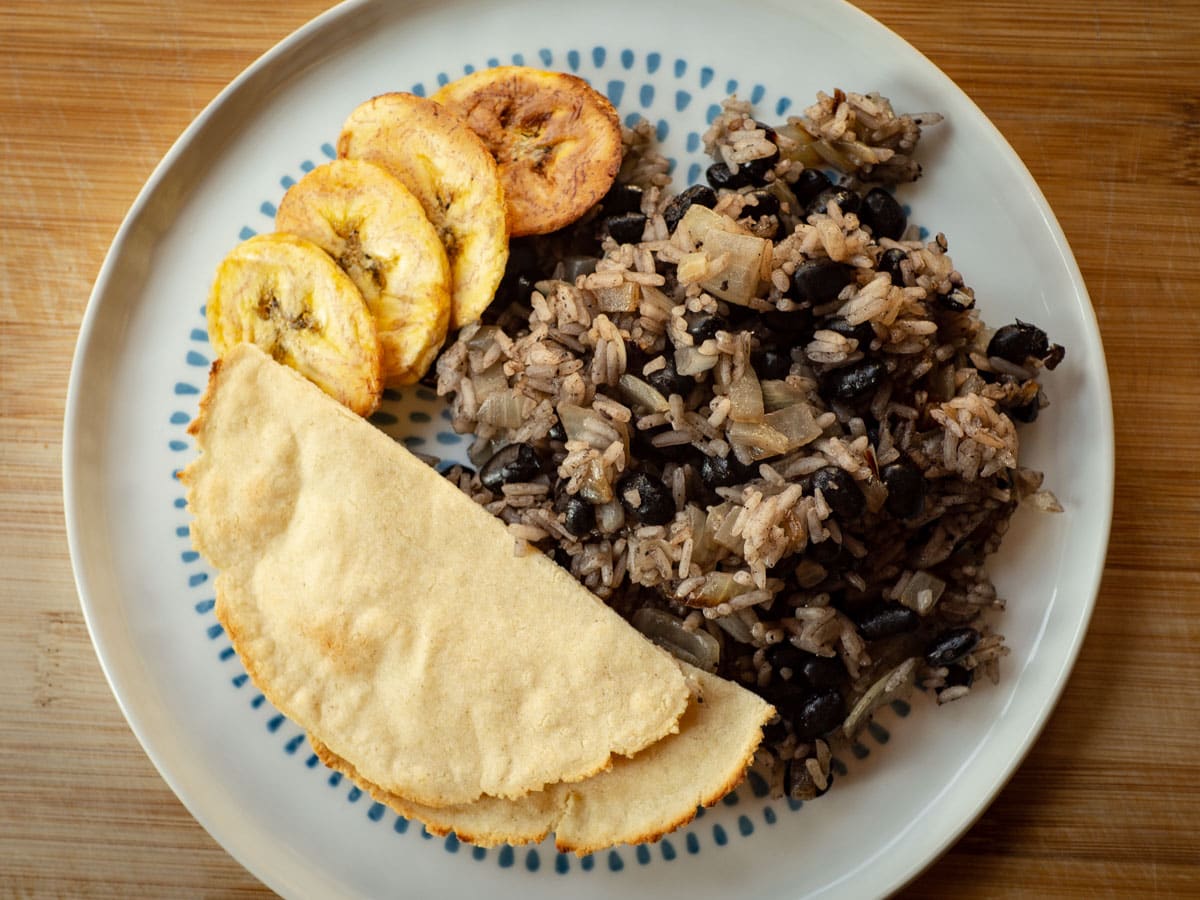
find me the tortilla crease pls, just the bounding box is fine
[311,664,774,854]
[179,343,689,808]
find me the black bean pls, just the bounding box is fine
[684,311,728,343]
[752,347,793,380]
[794,688,846,740]
[617,471,675,525]
[560,255,598,281]
[747,189,780,218]
[823,316,875,350]
[759,308,815,341]
[925,627,981,667]
[811,466,865,520]
[944,664,975,689]
[806,187,861,219]
[663,184,717,233]
[801,654,847,689]
[495,239,540,304]
[1009,397,1040,423]
[784,757,834,799]
[762,717,790,746]
[740,146,780,183]
[824,359,888,404]
[935,287,975,312]
[603,211,648,244]
[699,453,747,491]
[765,642,810,676]
[602,182,644,215]
[479,442,542,491]
[987,321,1051,364]
[791,259,856,304]
[706,162,749,190]
[644,356,695,398]
[551,546,573,570]
[878,247,909,285]
[547,418,566,442]
[859,187,907,240]
[792,168,832,204]
[561,494,596,537]
[854,603,920,641]
[632,425,697,465]
[881,460,927,519]
[806,536,845,568]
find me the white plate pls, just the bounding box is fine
[63,0,1113,896]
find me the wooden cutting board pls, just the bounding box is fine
[2,0,1197,895]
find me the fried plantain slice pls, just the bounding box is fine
[337,93,508,330]
[206,232,382,416]
[275,159,451,385]
[432,66,623,238]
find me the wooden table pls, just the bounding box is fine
[3,1,1197,895]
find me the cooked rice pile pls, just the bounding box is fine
[432,89,1064,801]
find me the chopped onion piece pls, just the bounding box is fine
[632,608,720,672]
[693,572,752,607]
[761,379,807,412]
[618,374,670,413]
[698,227,772,306]
[843,658,918,738]
[466,324,503,352]
[476,390,527,429]
[596,281,641,313]
[728,367,765,423]
[594,497,625,531]
[710,502,743,554]
[763,403,822,450]
[728,420,791,461]
[898,570,947,615]
[675,345,720,376]
[470,360,509,398]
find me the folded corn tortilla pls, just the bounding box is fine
[312,663,774,853]
[179,343,689,807]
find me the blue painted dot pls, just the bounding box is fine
[511,53,524,66]
[300,160,315,173]
[764,806,777,825]
[675,90,692,112]
[831,756,848,776]
[174,382,199,395]
[445,833,460,853]
[463,63,475,74]
[686,131,700,153]
[787,797,803,811]
[416,387,437,401]
[327,771,342,787]
[472,845,487,861]
[738,815,754,837]
[206,623,223,639]
[919,226,930,240]
[721,790,739,806]
[646,52,661,73]
[182,550,199,563]
[713,824,728,846]
[555,853,570,874]
[382,387,402,401]
[411,83,426,97]
[260,201,277,217]
[580,854,594,871]
[305,754,320,768]
[620,48,634,69]
[538,48,552,67]
[403,436,426,448]
[686,162,701,185]
[189,328,208,343]
[706,103,721,125]
[751,84,765,104]
[891,699,912,717]
[746,770,769,798]
[169,440,188,452]
[725,79,738,94]
[232,673,248,688]
[639,84,654,107]
[868,721,891,744]
[251,694,266,709]
[435,432,461,445]
[694,806,706,819]
[170,411,189,426]
[685,833,700,854]
[852,742,870,759]
[420,826,432,839]
[624,112,641,128]
[394,816,409,834]
[674,58,686,78]
[238,226,256,240]
[193,597,213,613]
[367,802,386,821]
[173,497,186,508]
[321,142,336,159]
[525,848,540,872]
[666,156,676,174]
[346,786,362,802]
[285,734,307,754]
[440,408,453,421]
[566,50,579,71]
[656,119,668,141]
[218,647,236,661]
[369,411,398,426]
[592,46,606,68]
[436,72,449,86]
[409,411,431,423]
[775,96,792,116]
[636,845,651,865]
[188,572,207,588]
[267,714,285,733]
[186,350,208,367]
[498,846,514,868]
[486,57,499,68]
[608,850,624,871]
[281,175,295,189]
[606,80,625,107]
[661,838,677,861]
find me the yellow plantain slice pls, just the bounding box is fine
[206,232,382,416]
[432,66,623,238]
[337,93,508,330]
[275,159,451,385]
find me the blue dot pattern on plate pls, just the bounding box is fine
[167,45,926,876]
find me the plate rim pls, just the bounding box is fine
[61,0,1115,896]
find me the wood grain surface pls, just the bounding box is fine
[2,0,1197,896]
